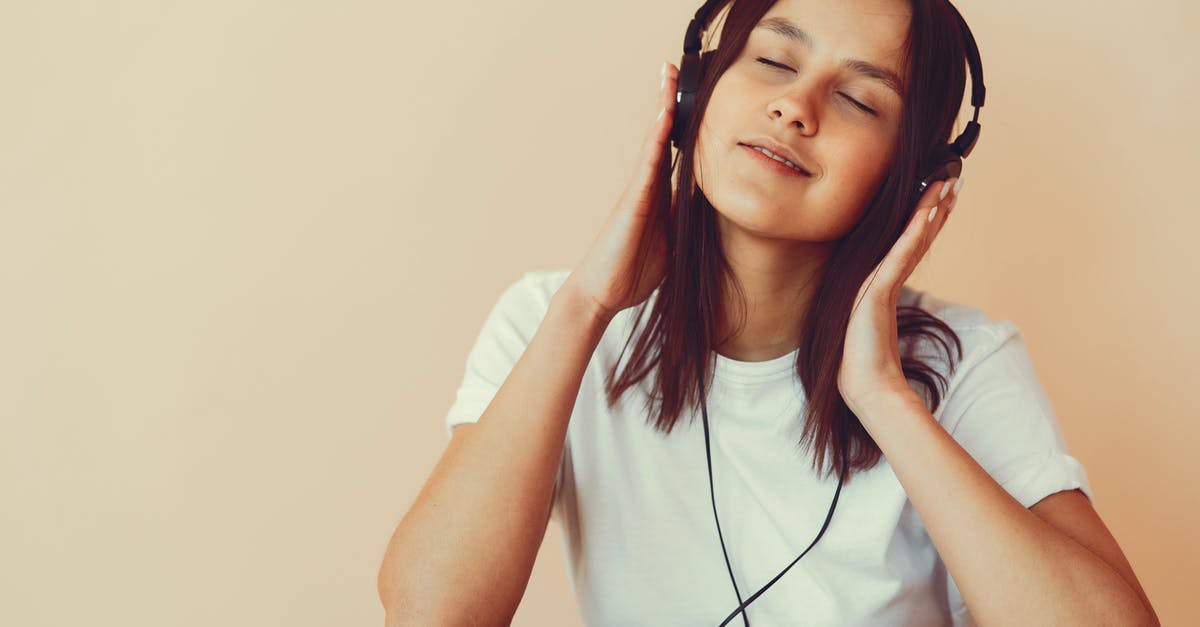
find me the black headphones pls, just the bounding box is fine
[675,2,986,624]
[669,0,985,199]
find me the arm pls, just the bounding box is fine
[837,181,1157,625]
[854,390,1159,626]
[377,282,608,625]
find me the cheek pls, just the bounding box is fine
[831,137,891,181]
[691,111,727,190]
[690,75,748,188]
[829,139,895,202]
[815,142,896,234]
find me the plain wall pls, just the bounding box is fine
[1,0,1195,624]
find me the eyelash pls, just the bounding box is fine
[754,57,877,116]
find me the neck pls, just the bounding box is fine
[713,217,832,363]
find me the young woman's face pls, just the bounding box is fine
[694,0,910,241]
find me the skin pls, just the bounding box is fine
[692,0,911,362]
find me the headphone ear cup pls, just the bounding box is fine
[669,52,697,149]
[669,51,713,151]
[914,144,963,199]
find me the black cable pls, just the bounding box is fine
[699,369,751,627]
[697,353,850,626]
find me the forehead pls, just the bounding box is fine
[756,0,910,70]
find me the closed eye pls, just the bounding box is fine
[841,94,876,115]
[754,57,878,116]
[755,56,791,71]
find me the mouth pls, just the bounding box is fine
[738,143,813,177]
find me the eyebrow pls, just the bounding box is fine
[754,16,905,97]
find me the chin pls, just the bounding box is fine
[711,199,802,238]
[712,192,861,241]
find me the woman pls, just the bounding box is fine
[379,0,1159,625]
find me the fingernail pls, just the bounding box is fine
[660,62,667,91]
[947,177,966,216]
[928,205,939,223]
[939,178,955,200]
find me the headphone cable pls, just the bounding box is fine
[697,358,850,626]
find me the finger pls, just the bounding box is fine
[890,177,949,243]
[660,60,679,110]
[944,175,966,218]
[927,176,962,240]
[867,200,939,300]
[629,62,679,197]
[915,177,955,213]
[649,61,678,145]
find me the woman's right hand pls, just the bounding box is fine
[564,61,679,325]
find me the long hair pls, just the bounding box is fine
[603,0,969,482]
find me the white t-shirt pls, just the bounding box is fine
[443,268,1093,627]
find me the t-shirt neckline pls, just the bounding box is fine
[712,346,800,383]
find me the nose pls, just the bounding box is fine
[767,87,819,136]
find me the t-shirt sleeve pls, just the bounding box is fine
[443,271,553,437]
[935,320,1094,509]
[934,321,1094,627]
[442,270,570,500]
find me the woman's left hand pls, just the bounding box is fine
[837,176,965,416]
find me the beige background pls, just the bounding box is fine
[1,0,1194,624]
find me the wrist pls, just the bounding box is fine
[846,383,923,423]
[551,280,613,340]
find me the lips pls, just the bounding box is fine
[737,137,814,176]
[740,144,811,178]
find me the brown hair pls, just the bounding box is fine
[603,0,971,482]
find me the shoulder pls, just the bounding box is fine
[899,284,1024,357]
[520,267,574,302]
[485,268,573,322]
[480,265,568,314]
[901,287,1097,510]
[897,285,1038,414]
[901,284,1010,333]
[899,289,1075,480]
